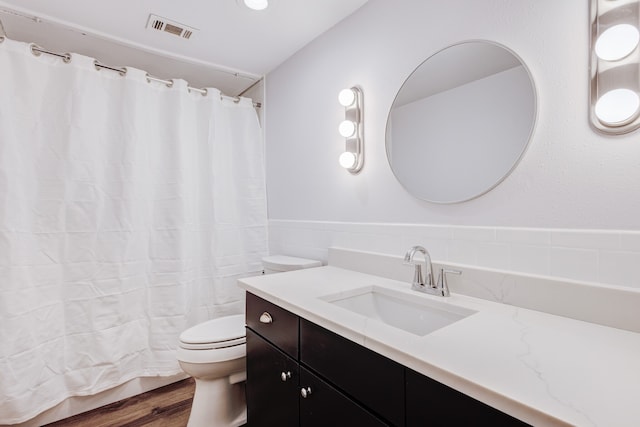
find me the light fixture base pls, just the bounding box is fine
[589,0,640,135]
[339,86,364,174]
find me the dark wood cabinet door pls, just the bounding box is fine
[300,319,404,426]
[246,329,299,427]
[405,368,530,427]
[299,366,388,427]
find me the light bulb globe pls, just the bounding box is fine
[339,152,357,169]
[244,0,269,10]
[595,88,640,126]
[595,24,640,61]
[338,120,356,138]
[338,88,356,107]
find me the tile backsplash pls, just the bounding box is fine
[269,220,640,290]
[327,247,640,333]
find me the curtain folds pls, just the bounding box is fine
[0,37,267,423]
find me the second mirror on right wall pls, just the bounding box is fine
[385,41,537,204]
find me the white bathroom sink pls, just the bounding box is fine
[321,286,476,336]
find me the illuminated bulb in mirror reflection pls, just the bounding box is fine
[339,152,357,169]
[338,88,356,107]
[338,120,356,137]
[595,24,640,61]
[595,88,640,126]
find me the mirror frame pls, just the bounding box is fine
[385,40,538,204]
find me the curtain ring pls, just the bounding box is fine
[221,95,241,103]
[0,36,5,43]
[63,53,71,64]
[120,67,128,77]
[94,60,101,71]
[165,79,174,88]
[188,87,208,96]
[30,43,42,57]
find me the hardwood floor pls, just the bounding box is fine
[44,378,195,427]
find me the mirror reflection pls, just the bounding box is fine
[386,41,536,204]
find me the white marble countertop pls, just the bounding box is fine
[238,266,640,427]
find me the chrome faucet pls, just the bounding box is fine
[403,246,434,291]
[403,246,461,297]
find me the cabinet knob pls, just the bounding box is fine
[300,387,312,398]
[259,312,273,324]
[280,371,291,382]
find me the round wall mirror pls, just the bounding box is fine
[385,41,537,204]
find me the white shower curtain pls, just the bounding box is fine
[0,37,267,423]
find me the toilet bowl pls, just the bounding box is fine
[177,314,247,427]
[177,255,320,427]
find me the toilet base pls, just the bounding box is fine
[181,360,247,427]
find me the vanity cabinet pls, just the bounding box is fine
[246,293,387,426]
[245,292,528,427]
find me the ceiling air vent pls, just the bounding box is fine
[146,14,197,40]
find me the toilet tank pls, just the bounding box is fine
[262,255,322,275]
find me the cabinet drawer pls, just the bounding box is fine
[246,292,299,358]
[300,319,404,426]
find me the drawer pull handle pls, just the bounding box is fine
[259,312,273,324]
[280,371,291,382]
[300,387,312,398]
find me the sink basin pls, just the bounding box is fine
[321,286,476,336]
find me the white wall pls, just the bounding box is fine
[264,0,640,289]
[265,0,640,229]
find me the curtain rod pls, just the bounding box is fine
[19,40,261,108]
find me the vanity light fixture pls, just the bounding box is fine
[590,0,640,134]
[338,86,364,173]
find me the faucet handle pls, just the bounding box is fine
[436,268,462,297]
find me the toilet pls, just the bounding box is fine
[177,255,321,427]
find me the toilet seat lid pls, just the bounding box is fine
[179,336,245,351]
[179,314,245,346]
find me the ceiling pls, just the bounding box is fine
[0,0,369,95]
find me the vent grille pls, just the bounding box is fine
[164,23,182,36]
[146,14,197,40]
